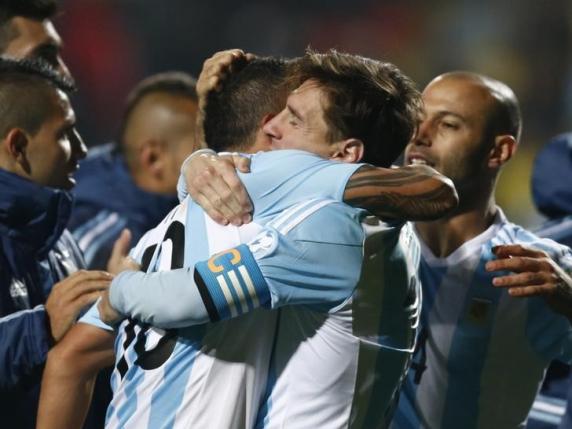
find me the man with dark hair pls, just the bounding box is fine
[0,58,110,428]
[203,56,289,154]
[68,71,200,270]
[0,0,70,78]
[389,72,572,429]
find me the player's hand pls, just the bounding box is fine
[97,289,123,326]
[197,49,255,104]
[106,229,140,275]
[183,151,252,226]
[486,244,572,318]
[45,270,113,342]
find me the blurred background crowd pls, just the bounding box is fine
[56,0,572,227]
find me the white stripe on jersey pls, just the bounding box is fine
[258,218,420,428]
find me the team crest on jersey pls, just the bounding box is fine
[466,297,492,326]
[248,228,278,259]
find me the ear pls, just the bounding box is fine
[488,135,517,169]
[330,138,364,163]
[138,139,165,176]
[3,128,31,173]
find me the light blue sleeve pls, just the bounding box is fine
[78,300,115,332]
[176,150,362,213]
[240,150,363,224]
[110,200,365,326]
[109,269,210,329]
[194,200,365,319]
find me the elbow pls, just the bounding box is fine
[415,167,459,221]
[437,175,459,216]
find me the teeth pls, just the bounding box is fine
[410,158,428,165]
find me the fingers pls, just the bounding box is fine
[231,154,251,173]
[112,229,131,259]
[492,244,547,259]
[193,193,231,225]
[504,284,557,298]
[77,290,108,309]
[46,270,113,341]
[187,154,252,226]
[66,278,111,303]
[492,271,552,288]
[107,229,132,274]
[198,49,252,94]
[97,290,123,325]
[485,256,551,274]
[53,270,113,292]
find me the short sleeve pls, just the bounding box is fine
[78,300,114,332]
[240,150,363,224]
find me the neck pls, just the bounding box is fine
[415,182,497,258]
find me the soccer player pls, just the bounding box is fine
[38,50,456,429]
[69,72,199,270]
[0,0,71,79]
[389,72,572,429]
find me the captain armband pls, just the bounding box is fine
[194,244,271,322]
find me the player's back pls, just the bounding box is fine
[256,217,421,429]
[105,199,276,429]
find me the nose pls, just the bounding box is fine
[57,56,74,83]
[412,118,432,147]
[71,128,87,160]
[262,112,282,140]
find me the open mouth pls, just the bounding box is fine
[407,154,434,167]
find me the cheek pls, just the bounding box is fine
[59,139,72,161]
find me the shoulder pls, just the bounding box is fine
[497,220,571,259]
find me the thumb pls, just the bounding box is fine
[232,155,251,173]
[113,229,132,257]
[107,229,132,273]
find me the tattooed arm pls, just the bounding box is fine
[343,164,458,221]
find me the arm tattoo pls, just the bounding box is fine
[343,165,458,221]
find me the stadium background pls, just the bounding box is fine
[57,0,572,227]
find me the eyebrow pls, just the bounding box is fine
[286,103,303,122]
[435,110,466,122]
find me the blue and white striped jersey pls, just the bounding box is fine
[255,219,421,429]
[81,150,364,429]
[392,208,572,429]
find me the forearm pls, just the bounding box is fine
[343,164,458,221]
[110,269,210,328]
[37,324,115,429]
[37,353,97,429]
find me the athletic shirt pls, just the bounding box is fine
[81,150,364,429]
[392,208,572,429]
[255,219,421,429]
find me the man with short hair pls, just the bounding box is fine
[69,71,200,270]
[0,58,111,428]
[38,50,456,429]
[390,72,572,429]
[0,0,71,79]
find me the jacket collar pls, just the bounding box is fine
[0,169,73,258]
